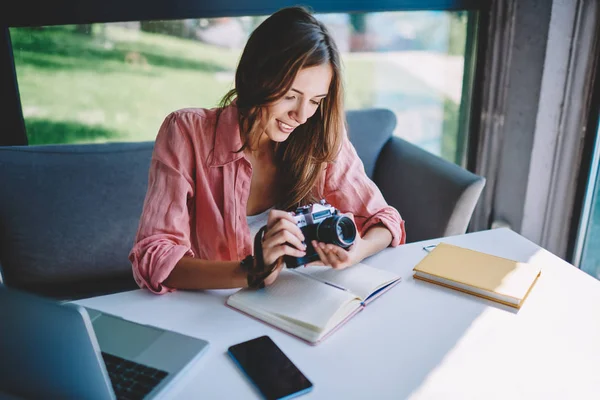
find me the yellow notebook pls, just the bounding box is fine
[413,243,541,309]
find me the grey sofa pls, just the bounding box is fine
[347,109,486,243]
[0,108,484,300]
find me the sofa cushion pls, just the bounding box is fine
[346,108,397,179]
[0,142,154,299]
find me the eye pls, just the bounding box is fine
[285,95,296,101]
[310,100,321,106]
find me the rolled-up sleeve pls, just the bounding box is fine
[129,113,196,294]
[323,134,406,247]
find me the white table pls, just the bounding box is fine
[76,228,600,399]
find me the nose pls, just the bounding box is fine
[290,101,311,125]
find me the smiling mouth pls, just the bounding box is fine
[277,120,296,133]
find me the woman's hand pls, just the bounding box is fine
[260,210,306,283]
[310,213,364,270]
[262,262,284,286]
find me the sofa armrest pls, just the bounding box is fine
[373,136,486,243]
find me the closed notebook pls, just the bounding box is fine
[226,263,401,344]
[413,243,541,309]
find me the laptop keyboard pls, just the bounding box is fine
[102,352,169,400]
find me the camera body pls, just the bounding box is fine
[284,200,357,268]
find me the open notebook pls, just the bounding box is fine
[226,263,401,344]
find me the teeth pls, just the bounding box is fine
[279,121,293,130]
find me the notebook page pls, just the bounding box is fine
[228,269,360,331]
[296,263,400,301]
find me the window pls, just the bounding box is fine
[10,10,473,164]
[575,117,600,280]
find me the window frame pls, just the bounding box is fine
[569,50,600,267]
[4,1,482,27]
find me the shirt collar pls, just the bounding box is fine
[209,103,245,167]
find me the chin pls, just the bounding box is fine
[266,128,293,143]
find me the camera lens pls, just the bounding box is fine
[316,216,356,248]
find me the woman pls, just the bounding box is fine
[129,6,406,294]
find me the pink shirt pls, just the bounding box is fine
[129,105,406,294]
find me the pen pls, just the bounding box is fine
[422,244,437,253]
[293,269,349,292]
[323,281,348,292]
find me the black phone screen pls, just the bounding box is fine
[228,335,313,400]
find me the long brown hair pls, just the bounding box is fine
[218,6,345,210]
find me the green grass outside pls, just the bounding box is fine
[11,24,459,161]
[12,25,240,144]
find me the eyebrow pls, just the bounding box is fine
[291,88,328,98]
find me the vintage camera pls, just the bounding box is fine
[284,200,357,268]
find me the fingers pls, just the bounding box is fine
[267,209,297,228]
[263,262,284,286]
[312,241,338,267]
[265,243,305,260]
[261,211,306,268]
[263,218,304,248]
[264,225,303,247]
[312,240,351,269]
[262,242,306,267]
[305,260,326,267]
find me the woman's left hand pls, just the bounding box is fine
[310,213,364,270]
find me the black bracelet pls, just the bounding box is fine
[240,255,254,273]
[241,256,264,289]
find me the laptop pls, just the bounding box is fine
[0,286,210,400]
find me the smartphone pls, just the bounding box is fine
[228,335,313,400]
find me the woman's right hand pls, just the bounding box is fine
[262,262,284,286]
[261,210,306,278]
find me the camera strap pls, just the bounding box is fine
[247,225,273,289]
